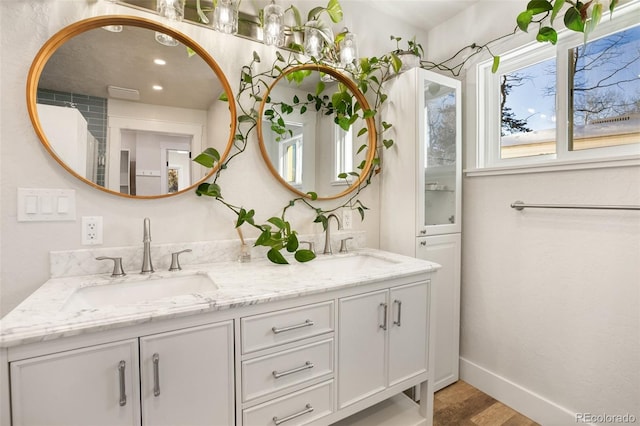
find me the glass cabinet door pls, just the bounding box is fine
[418,71,461,235]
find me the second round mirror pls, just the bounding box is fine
[258,65,377,200]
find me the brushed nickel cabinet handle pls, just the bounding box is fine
[379,303,388,330]
[118,360,127,407]
[152,353,161,397]
[393,299,402,327]
[272,404,314,425]
[271,319,314,334]
[272,361,314,379]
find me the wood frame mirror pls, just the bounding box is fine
[257,64,377,201]
[26,15,237,199]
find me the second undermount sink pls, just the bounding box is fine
[63,273,218,311]
[310,252,400,269]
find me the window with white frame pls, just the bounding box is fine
[478,8,640,169]
[334,124,353,183]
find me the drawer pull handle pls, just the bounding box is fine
[118,360,127,407]
[152,353,161,397]
[272,403,314,425]
[271,319,314,334]
[379,303,388,330]
[272,361,314,379]
[393,299,402,327]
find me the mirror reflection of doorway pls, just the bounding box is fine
[166,149,190,193]
[119,129,192,196]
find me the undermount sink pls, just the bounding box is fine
[310,252,399,269]
[63,273,218,311]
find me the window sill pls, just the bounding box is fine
[464,155,640,177]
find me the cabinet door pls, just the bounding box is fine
[417,233,461,391]
[140,321,234,426]
[388,281,429,387]
[338,290,387,409]
[10,339,140,426]
[417,70,462,236]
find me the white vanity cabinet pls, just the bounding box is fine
[9,321,234,426]
[10,339,140,426]
[338,281,429,409]
[381,67,462,392]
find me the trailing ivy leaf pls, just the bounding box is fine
[357,128,368,137]
[242,71,253,83]
[337,117,351,131]
[300,105,307,114]
[307,191,318,200]
[252,51,261,62]
[609,0,618,15]
[337,172,348,179]
[295,249,316,262]
[326,0,343,22]
[307,6,324,21]
[390,53,402,73]
[276,51,285,62]
[357,143,368,153]
[369,75,379,85]
[218,92,229,102]
[293,95,300,104]
[255,228,271,246]
[381,121,392,130]
[551,0,565,23]
[564,7,584,32]
[356,206,366,220]
[536,26,558,44]
[268,217,287,229]
[383,139,394,149]
[360,57,371,73]
[267,248,288,264]
[356,160,366,170]
[517,10,534,32]
[193,147,220,168]
[286,233,299,252]
[491,55,501,72]
[380,94,388,104]
[526,0,553,14]
[238,115,254,122]
[314,214,328,230]
[363,109,375,119]
[584,2,602,43]
[348,171,360,177]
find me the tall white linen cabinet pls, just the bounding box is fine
[380,67,462,392]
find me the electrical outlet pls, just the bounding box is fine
[82,216,103,245]
[342,209,353,230]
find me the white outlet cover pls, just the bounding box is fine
[82,216,103,245]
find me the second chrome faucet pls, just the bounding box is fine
[141,217,154,274]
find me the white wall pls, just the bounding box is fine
[428,1,640,423]
[0,1,429,315]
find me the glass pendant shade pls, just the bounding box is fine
[155,32,179,46]
[339,31,358,69]
[213,0,238,34]
[157,0,184,22]
[263,1,284,47]
[304,22,322,58]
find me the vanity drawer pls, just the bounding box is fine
[242,338,334,402]
[242,380,333,426]
[241,301,334,354]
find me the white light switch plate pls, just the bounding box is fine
[17,188,76,222]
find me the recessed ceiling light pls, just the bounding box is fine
[152,85,163,91]
[154,58,167,65]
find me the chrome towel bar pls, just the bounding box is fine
[511,200,640,211]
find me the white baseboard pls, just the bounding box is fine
[459,357,586,426]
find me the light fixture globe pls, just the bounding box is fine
[263,1,284,47]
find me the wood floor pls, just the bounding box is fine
[434,381,540,426]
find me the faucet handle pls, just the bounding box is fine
[339,237,354,254]
[96,256,126,277]
[299,241,316,254]
[169,249,192,271]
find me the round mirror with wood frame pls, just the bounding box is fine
[257,64,377,200]
[27,15,237,199]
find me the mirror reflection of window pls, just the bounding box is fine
[279,131,303,187]
[334,124,353,183]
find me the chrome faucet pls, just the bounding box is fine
[141,217,154,274]
[323,213,342,254]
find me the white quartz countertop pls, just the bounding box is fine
[0,249,439,348]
